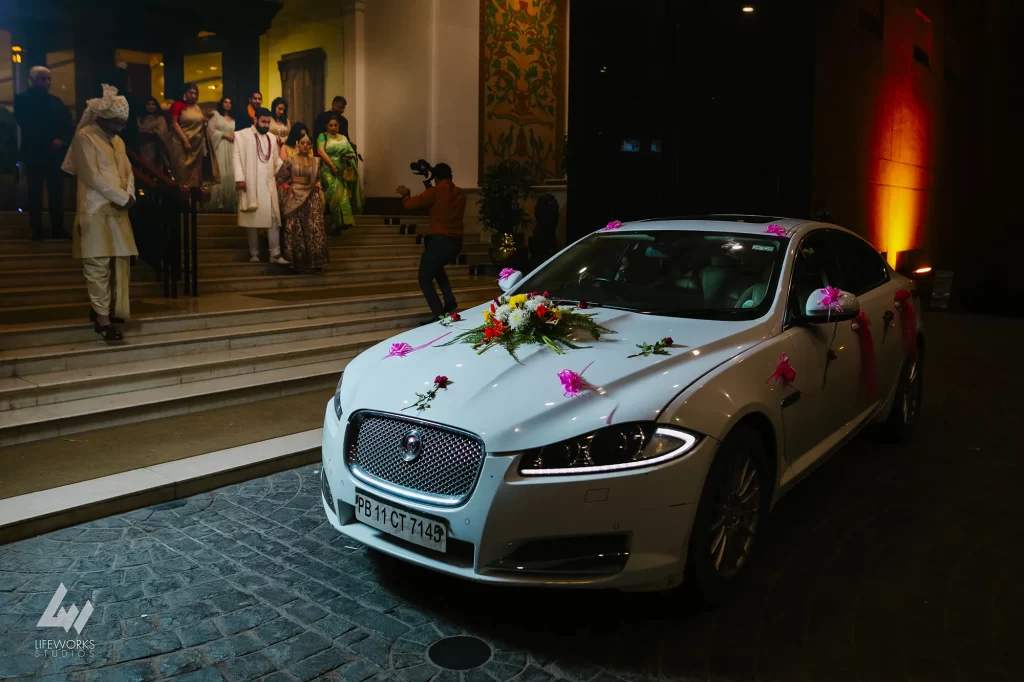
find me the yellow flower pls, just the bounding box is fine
[483,309,493,324]
[547,309,563,325]
[508,294,528,308]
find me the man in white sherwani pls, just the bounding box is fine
[233,107,287,265]
[62,84,137,342]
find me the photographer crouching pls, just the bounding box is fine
[396,162,466,324]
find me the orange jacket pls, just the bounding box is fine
[402,180,466,237]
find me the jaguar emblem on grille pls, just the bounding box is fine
[399,430,423,462]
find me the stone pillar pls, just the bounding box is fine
[163,45,184,103]
[71,3,116,116]
[341,0,366,152]
[222,32,261,107]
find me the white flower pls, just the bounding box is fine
[525,296,549,312]
[494,305,512,322]
[507,307,529,329]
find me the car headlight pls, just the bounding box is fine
[518,423,699,476]
[333,375,344,420]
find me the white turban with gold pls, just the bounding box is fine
[62,84,130,175]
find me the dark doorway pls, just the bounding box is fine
[567,0,816,241]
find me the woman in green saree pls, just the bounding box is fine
[317,114,363,228]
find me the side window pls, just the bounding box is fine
[787,232,831,321]
[831,232,890,295]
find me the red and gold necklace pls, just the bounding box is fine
[255,130,271,163]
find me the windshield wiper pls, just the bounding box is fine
[654,308,755,319]
[549,299,641,313]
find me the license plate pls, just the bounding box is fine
[354,492,447,553]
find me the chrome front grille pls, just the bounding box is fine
[345,411,485,506]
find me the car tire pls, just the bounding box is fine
[684,423,770,604]
[883,352,923,443]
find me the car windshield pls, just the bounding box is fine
[520,230,786,320]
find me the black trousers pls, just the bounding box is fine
[25,162,65,237]
[418,235,462,317]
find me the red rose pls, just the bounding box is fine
[543,291,550,297]
[450,312,462,321]
[662,337,674,346]
[434,375,450,389]
[536,305,549,318]
[578,300,588,309]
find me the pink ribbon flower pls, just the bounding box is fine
[558,361,594,398]
[765,353,797,386]
[819,286,844,311]
[382,332,452,359]
[383,342,413,359]
[765,224,787,237]
[498,268,516,280]
[602,220,623,232]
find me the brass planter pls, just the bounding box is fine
[488,232,528,271]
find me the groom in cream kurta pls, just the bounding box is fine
[232,107,286,264]
[62,84,137,329]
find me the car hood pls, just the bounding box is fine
[339,304,771,452]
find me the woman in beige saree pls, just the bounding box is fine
[276,134,329,273]
[168,82,217,189]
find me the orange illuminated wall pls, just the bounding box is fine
[866,5,935,266]
[811,0,941,268]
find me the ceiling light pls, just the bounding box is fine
[914,266,932,275]
[742,6,755,12]
[11,46,23,53]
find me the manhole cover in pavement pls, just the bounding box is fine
[150,499,187,511]
[427,636,492,670]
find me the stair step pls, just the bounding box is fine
[0,282,496,349]
[0,254,492,287]
[0,357,345,447]
[0,232,485,255]
[0,265,477,305]
[0,243,490,269]
[0,327,397,412]
[0,298,490,376]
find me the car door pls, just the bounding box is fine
[779,230,863,474]
[829,230,902,412]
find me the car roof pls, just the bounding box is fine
[623,215,824,237]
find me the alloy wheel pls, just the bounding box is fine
[709,453,761,578]
[901,359,920,426]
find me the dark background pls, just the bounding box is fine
[566,0,1024,314]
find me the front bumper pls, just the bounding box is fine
[320,401,718,591]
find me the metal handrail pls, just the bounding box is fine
[127,149,201,298]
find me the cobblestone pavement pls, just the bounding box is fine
[1,314,1022,682]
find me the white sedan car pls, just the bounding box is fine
[320,217,924,597]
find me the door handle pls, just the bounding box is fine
[781,392,801,409]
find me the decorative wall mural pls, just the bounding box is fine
[479,0,566,183]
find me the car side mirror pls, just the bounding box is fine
[497,269,523,293]
[795,289,861,324]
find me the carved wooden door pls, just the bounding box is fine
[278,48,325,133]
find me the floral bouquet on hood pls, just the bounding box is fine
[439,293,613,361]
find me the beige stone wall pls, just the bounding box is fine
[259,0,348,116]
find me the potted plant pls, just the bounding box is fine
[478,160,533,270]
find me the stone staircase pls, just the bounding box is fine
[0,211,496,448]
